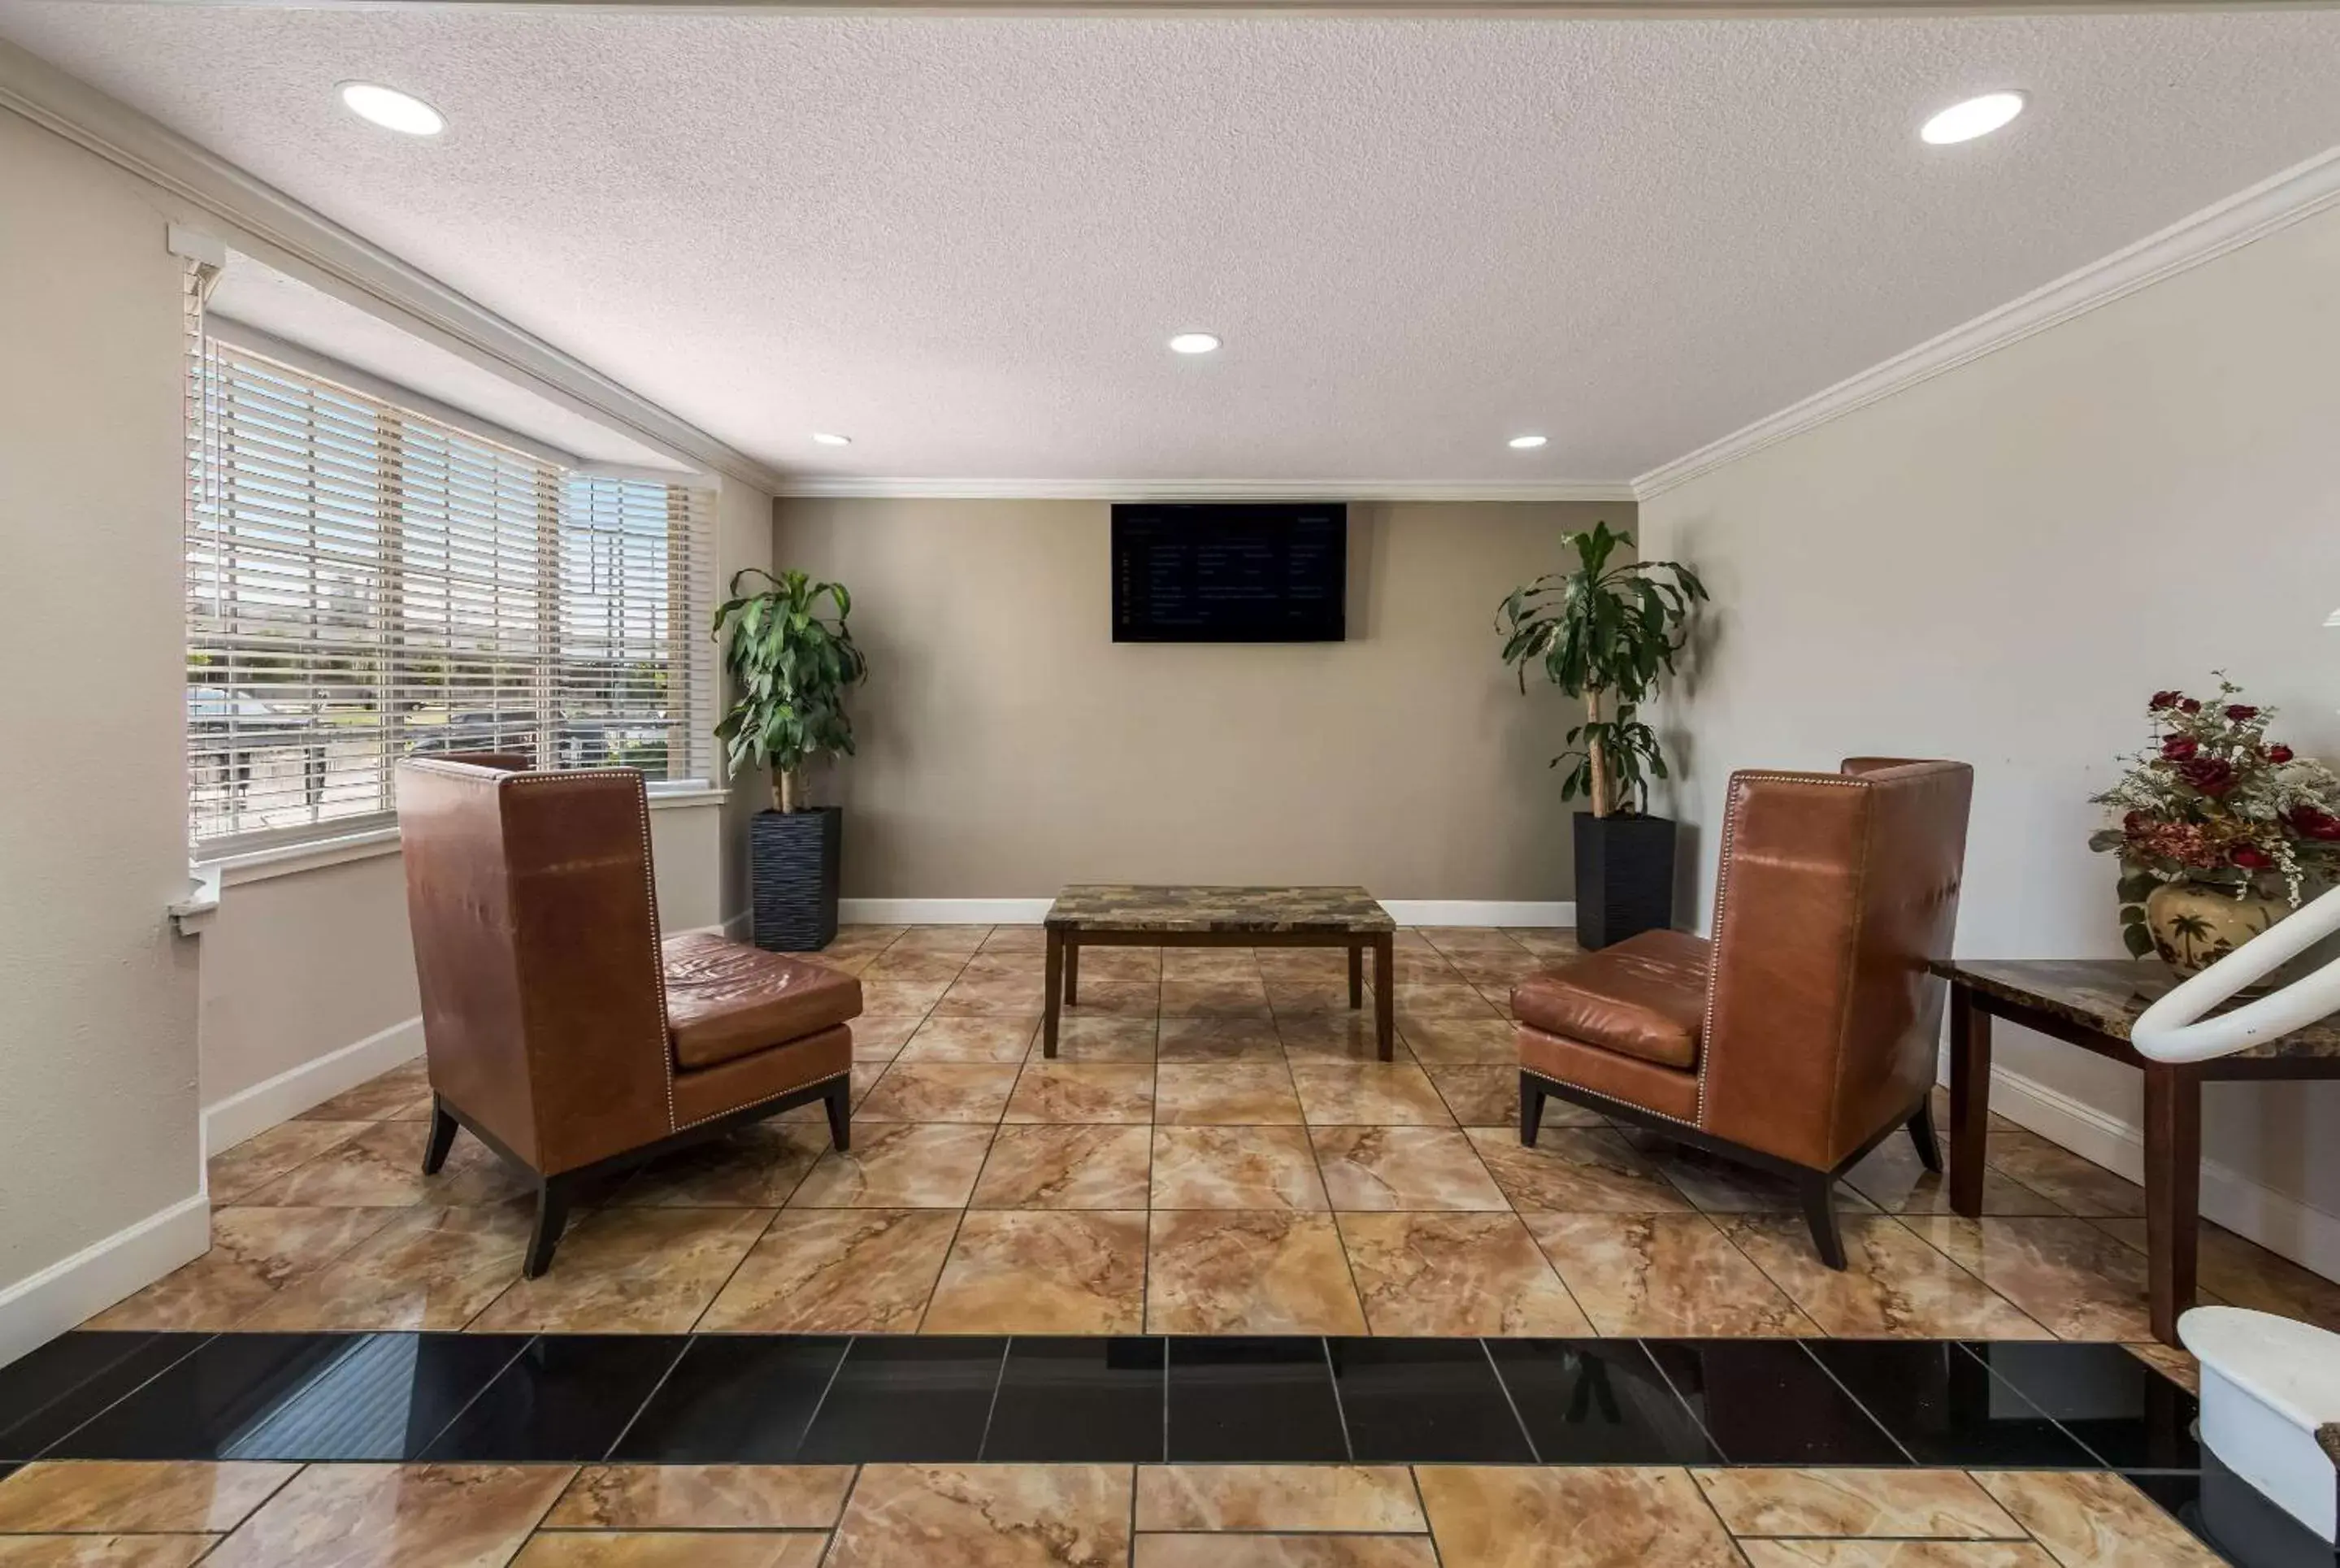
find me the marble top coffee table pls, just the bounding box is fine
[1041,884,1396,1060]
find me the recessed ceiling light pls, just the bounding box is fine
[338,81,445,137]
[811,432,852,446]
[1508,434,1549,450]
[1921,91,2026,146]
[1168,332,1222,355]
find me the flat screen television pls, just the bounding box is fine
[1111,502,1347,643]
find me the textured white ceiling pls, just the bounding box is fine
[7,5,2339,486]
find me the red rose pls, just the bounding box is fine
[2269,745,2295,764]
[2226,705,2260,722]
[2181,698,2203,714]
[2162,736,2199,761]
[2177,758,2236,797]
[2124,810,2153,832]
[2290,806,2340,841]
[2232,845,2273,869]
[2149,690,2182,710]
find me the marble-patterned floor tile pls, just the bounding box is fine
[85,1206,396,1330]
[1982,1133,2144,1218]
[1254,949,1352,983]
[1337,1212,1591,1336]
[950,948,1044,981]
[1055,981,1163,1019]
[243,1120,530,1209]
[1691,1469,2023,1539]
[1392,948,1462,984]
[1043,1017,1161,1062]
[1154,1064,1304,1125]
[1844,1138,2065,1218]
[922,1210,1148,1333]
[1159,980,1273,1019]
[857,1062,1020,1123]
[1157,1018,1286,1062]
[976,925,1045,953]
[698,1209,957,1332]
[1160,949,1262,981]
[1414,1466,1743,1568]
[863,949,975,984]
[1147,1211,1368,1334]
[298,1060,432,1123]
[1068,947,1164,981]
[613,1123,830,1208]
[851,1017,923,1061]
[1133,1465,1424,1532]
[1152,1127,1330,1210]
[1131,1538,1436,1568]
[543,1466,853,1530]
[467,1207,771,1332]
[2123,1340,2200,1393]
[0,1462,298,1534]
[827,1464,1132,1568]
[936,975,1063,1018]
[788,1123,994,1208]
[1631,1140,1850,1215]
[1426,1067,1595,1129]
[973,1124,1155,1209]
[824,923,908,952]
[860,978,954,1014]
[1278,1016,1413,1065]
[1736,1544,2057,1567]
[0,1535,221,1566]
[1444,949,1548,989]
[206,1120,369,1204]
[510,1533,826,1567]
[1972,1470,2225,1567]
[2093,1214,2340,1333]
[1466,1127,1693,1213]
[1902,1217,2159,1341]
[1392,1018,1517,1065]
[1719,1216,2051,1340]
[1292,1064,1454,1127]
[1420,927,1530,953]
[891,924,991,955]
[1004,1062,1157,1123]
[1505,929,1583,959]
[1393,984,1504,1019]
[204,1464,573,1568]
[900,1016,1040,1062]
[1522,1212,1817,1337]
[237,1200,534,1331]
[1263,984,1378,1018]
[1313,1127,1508,1210]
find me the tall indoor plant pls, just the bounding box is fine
[1499,520,1707,948]
[712,567,867,951]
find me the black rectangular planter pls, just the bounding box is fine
[752,805,843,953]
[1574,811,1676,950]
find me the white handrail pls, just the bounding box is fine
[2132,884,2340,1063]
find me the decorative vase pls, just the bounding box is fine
[752,806,843,952]
[1574,812,1678,950]
[2144,882,2286,978]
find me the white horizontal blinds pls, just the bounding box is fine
[186,342,712,853]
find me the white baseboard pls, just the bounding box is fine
[0,1192,210,1370]
[1989,1063,2340,1284]
[202,1014,424,1158]
[839,897,1576,928]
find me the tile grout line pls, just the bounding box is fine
[590,1332,695,1462]
[1477,1336,1543,1465]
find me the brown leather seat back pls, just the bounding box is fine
[1697,758,1972,1169]
[397,758,673,1175]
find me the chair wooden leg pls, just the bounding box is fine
[1801,1170,1846,1270]
[1908,1092,1943,1175]
[422,1094,458,1175]
[523,1175,575,1279]
[1519,1071,1547,1147]
[823,1074,852,1153]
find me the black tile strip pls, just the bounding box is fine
[1808,1339,2099,1470]
[2129,1457,2340,1567]
[608,1334,850,1462]
[0,1332,211,1460]
[982,1337,1166,1462]
[1330,1337,1534,1462]
[1484,1338,1719,1465]
[1960,1340,2200,1472]
[1644,1339,1908,1466]
[795,1337,1008,1463]
[422,1335,688,1462]
[1166,1336,1346,1462]
[45,1334,373,1460]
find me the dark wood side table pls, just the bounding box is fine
[1042,884,1396,1060]
[1936,957,2340,1346]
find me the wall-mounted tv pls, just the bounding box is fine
[1111,502,1347,643]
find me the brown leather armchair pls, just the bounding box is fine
[1514,758,1973,1266]
[397,755,862,1275]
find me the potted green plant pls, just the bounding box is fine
[712,568,867,951]
[1498,520,1707,949]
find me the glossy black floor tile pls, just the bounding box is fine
[2132,1456,2340,1568]
[1960,1340,2199,1471]
[44,1335,406,1460]
[1166,1337,1347,1462]
[982,1337,1165,1462]
[421,1335,688,1462]
[0,1333,204,1460]
[1483,1338,1721,1465]
[1329,1338,1533,1462]
[608,1334,849,1462]
[1808,1339,2099,1469]
[217,1333,524,1462]
[1644,1340,1908,1466]
[795,1337,1007,1463]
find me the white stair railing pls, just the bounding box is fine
[2132,883,2340,1063]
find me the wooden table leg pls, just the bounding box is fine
[1063,940,1079,1006]
[1947,984,1991,1218]
[1043,927,1064,1059]
[1373,932,1395,1062]
[1348,944,1364,1009]
[2144,1063,2203,1347]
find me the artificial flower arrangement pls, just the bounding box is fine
[2090,677,2340,964]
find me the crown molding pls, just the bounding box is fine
[1632,143,2340,502]
[80,2,2310,14]
[0,37,789,497]
[777,477,1637,502]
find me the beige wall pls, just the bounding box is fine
[0,111,203,1353]
[1639,198,2340,1274]
[771,498,1626,901]
[715,475,776,926]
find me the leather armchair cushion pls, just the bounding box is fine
[1510,929,1712,1071]
[662,933,864,1069]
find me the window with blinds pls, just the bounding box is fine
[186,341,714,853]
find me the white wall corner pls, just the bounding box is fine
[0,1193,209,1370]
[202,1014,424,1158]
